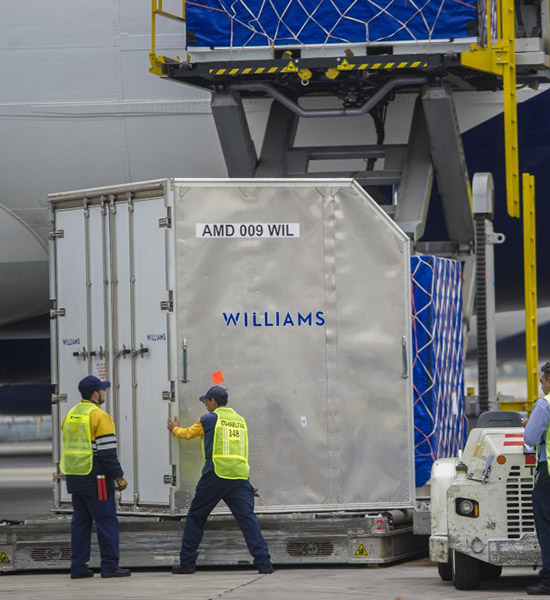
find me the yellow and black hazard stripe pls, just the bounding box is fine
[206,55,433,77]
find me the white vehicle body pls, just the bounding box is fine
[430,421,539,590]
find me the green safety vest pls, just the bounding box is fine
[60,402,99,475]
[208,407,250,480]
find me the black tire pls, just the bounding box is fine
[481,562,502,580]
[437,561,453,582]
[453,551,482,590]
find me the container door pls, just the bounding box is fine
[110,197,171,507]
[131,198,172,505]
[53,204,110,503]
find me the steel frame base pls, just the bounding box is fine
[0,513,427,572]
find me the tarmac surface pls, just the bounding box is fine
[0,562,543,600]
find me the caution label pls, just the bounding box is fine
[0,551,11,564]
[355,543,368,557]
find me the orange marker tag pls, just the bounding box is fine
[211,371,224,384]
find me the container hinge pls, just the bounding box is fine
[51,394,68,405]
[53,472,66,481]
[49,230,64,240]
[50,308,66,319]
[160,291,174,312]
[162,390,175,401]
[163,474,176,485]
[159,213,172,229]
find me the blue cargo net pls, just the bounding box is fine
[185,0,477,48]
[411,255,467,488]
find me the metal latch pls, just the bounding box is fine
[50,308,66,319]
[51,394,68,404]
[162,390,174,401]
[49,230,64,240]
[115,344,132,359]
[72,346,88,360]
[163,474,176,485]
[401,335,409,379]
[181,338,189,383]
[133,343,149,358]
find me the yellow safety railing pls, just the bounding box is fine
[523,173,538,411]
[150,0,185,76]
[461,0,520,219]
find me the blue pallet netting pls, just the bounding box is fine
[185,0,477,48]
[411,255,467,488]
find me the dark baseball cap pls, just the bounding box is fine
[78,375,111,398]
[200,385,228,404]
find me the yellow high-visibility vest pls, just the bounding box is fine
[60,402,98,475]
[209,407,250,480]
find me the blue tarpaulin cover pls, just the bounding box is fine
[186,0,477,48]
[411,255,467,488]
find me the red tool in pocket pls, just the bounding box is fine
[97,475,107,501]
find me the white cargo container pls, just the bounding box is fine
[43,178,427,567]
[49,177,414,511]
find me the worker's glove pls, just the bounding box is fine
[115,477,128,491]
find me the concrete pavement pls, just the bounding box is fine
[0,562,541,600]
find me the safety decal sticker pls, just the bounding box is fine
[354,544,368,557]
[0,551,11,563]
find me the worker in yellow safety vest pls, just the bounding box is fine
[167,384,273,574]
[60,375,130,580]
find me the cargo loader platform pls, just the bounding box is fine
[153,50,546,95]
[0,511,426,572]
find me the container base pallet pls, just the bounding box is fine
[0,512,427,572]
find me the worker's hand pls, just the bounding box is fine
[115,477,127,491]
[167,416,179,432]
[521,417,529,428]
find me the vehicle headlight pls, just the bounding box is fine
[455,497,479,518]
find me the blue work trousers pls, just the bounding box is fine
[70,493,120,575]
[533,462,550,585]
[180,471,271,571]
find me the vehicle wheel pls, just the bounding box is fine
[437,561,453,581]
[481,562,502,580]
[453,551,482,590]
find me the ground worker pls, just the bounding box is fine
[60,375,131,579]
[167,384,273,574]
[524,362,550,595]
